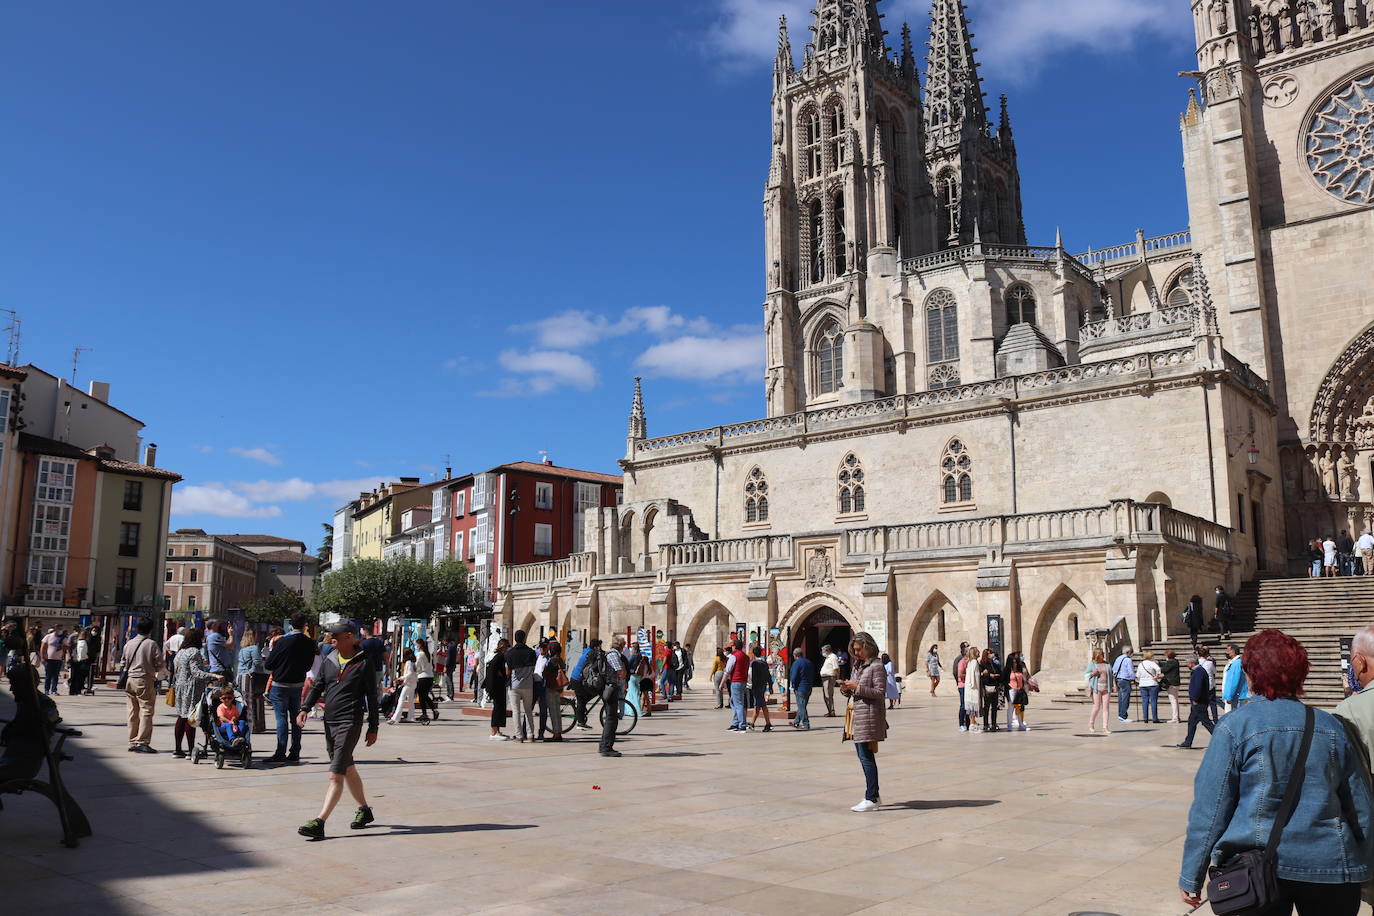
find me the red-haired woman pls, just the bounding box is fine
[1179,629,1372,913]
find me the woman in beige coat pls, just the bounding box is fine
[838,632,888,812]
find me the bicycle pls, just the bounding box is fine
[559,691,639,736]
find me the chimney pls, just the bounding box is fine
[543,457,554,466]
[144,443,158,467]
[87,381,110,403]
[445,467,452,479]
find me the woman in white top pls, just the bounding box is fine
[925,645,941,696]
[413,638,439,722]
[390,648,419,724]
[1324,536,1339,577]
[70,628,91,696]
[962,647,982,732]
[1137,650,1163,724]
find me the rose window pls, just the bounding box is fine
[1306,73,1374,204]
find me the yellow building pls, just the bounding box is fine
[349,478,437,561]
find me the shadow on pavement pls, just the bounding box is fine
[370,822,536,836]
[0,687,252,914]
[636,751,721,758]
[885,799,1000,810]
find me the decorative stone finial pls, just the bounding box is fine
[628,377,646,440]
[1191,252,1221,336]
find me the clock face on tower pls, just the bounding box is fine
[1305,72,1374,205]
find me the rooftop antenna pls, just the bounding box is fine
[1,309,19,366]
[71,345,92,384]
[537,449,549,465]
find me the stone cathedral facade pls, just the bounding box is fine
[502,0,1374,689]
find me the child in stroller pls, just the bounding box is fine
[215,685,249,747]
[193,683,252,768]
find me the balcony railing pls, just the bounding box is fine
[1075,230,1191,269]
[500,501,1234,591]
[1079,304,1197,343]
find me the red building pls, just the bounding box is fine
[443,459,620,605]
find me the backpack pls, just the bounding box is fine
[581,648,607,693]
[665,650,679,671]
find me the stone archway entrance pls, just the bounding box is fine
[791,605,853,669]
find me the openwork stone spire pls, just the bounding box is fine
[628,376,646,440]
[809,0,886,61]
[1191,253,1221,337]
[924,0,989,149]
[775,14,793,73]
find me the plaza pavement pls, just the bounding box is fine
[3,685,1370,916]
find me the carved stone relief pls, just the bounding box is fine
[804,547,835,588]
[1263,73,1299,108]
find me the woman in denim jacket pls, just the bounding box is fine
[1179,630,1372,913]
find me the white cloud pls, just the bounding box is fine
[704,0,1189,81]
[513,306,716,350]
[442,355,483,375]
[637,333,764,383]
[703,0,809,66]
[173,484,283,519]
[231,476,379,504]
[483,349,599,396]
[228,446,282,466]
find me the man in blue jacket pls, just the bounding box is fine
[1176,653,1216,748]
[789,647,816,730]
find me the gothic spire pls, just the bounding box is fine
[628,377,646,440]
[924,0,989,146]
[809,0,886,61]
[775,14,793,73]
[1190,253,1221,337]
[899,22,916,79]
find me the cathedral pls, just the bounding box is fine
[502,0,1374,689]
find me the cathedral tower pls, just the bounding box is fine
[763,0,930,415]
[923,0,1025,247]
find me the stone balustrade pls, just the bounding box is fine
[899,243,1093,280]
[1079,304,1197,343]
[1075,229,1191,269]
[636,346,1219,459]
[501,501,1234,592]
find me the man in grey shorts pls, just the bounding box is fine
[296,622,380,840]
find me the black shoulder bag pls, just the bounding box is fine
[1206,704,1315,915]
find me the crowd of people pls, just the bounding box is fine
[1307,529,1374,577]
[0,622,104,697]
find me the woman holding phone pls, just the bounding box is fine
[837,632,888,812]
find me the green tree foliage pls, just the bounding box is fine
[319,522,334,567]
[241,590,312,628]
[311,557,472,627]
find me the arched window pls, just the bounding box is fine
[744,467,769,523]
[833,192,847,275]
[1005,284,1037,326]
[809,198,825,284]
[827,104,846,167]
[890,111,906,185]
[941,439,973,504]
[815,317,845,395]
[802,110,823,179]
[1165,268,1194,309]
[837,453,865,514]
[892,203,905,257]
[926,289,959,365]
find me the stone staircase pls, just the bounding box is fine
[1052,577,1374,709]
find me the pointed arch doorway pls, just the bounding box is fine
[793,605,853,667]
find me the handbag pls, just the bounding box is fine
[842,698,855,742]
[165,684,176,707]
[555,668,570,690]
[1205,705,1314,915]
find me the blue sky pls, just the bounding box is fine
[1,0,1196,551]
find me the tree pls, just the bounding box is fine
[319,522,334,568]
[311,557,473,628]
[242,591,312,629]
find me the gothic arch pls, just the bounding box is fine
[617,509,636,573]
[1309,318,1374,445]
[682,600,733,661]
[777,590,862,634]
[641,506,659,572]
[1028,584,1089,675]
[1144,491,1173,508]
[902,589,970,672]
[517,612,537,638]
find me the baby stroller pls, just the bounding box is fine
[191,683,253,769]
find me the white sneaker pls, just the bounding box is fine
[958,726,967,732]
[850,799,880,813]
[488,734,510,741]
[1019,725,1029,731]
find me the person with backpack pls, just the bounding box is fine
[483,637,511,741]
[1213,586,1234,639]
[747,645,775,732]
[1112,646,1135,723]
[596,636,628,758]
[663,641,680,700]
[1182,596,1204,651]
[568,639,602,731]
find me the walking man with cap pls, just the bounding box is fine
[297,622,380,840]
